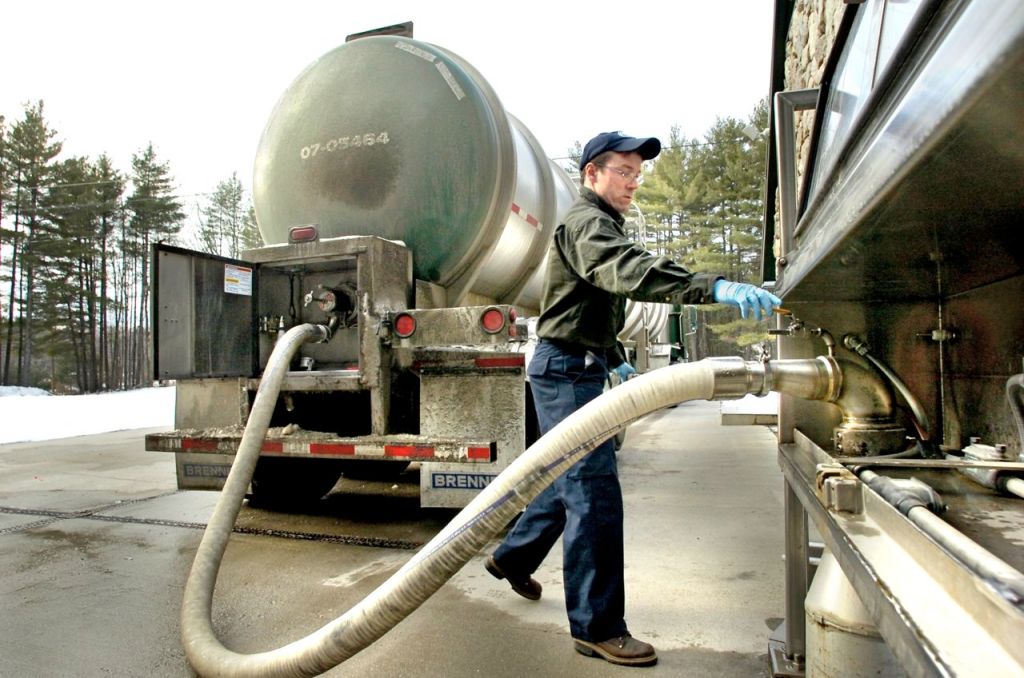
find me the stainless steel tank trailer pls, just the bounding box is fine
[147,30,669,510]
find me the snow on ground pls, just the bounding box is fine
[0,385,175,444]
[0,380,776,446]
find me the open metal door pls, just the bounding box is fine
[153,243,257,380]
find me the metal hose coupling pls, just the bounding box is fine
[709,356,905,456]
[707,356,839,401]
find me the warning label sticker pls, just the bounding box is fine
[224,264,253,296]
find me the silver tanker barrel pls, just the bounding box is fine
[253,35,576,313]
[254,35,669,349]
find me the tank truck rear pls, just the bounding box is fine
[146,28,668,508]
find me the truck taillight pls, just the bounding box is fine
[394,313,416,338]
[481,307,506,334]
[288,225,319,243]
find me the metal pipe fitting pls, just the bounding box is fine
[763,355,904,456]
[830,357,906,456]
[830,357,896,422]
[707,357,770,399]
[764,357,842,403]
[709,356,844,405]
[844,334,931,441]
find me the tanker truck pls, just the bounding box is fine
[764,0,1024,675]
[145,29,670,509]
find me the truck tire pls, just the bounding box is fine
[249,457,343,508]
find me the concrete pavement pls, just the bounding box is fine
[0,400,784,677]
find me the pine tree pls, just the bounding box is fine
[93,155,124,390]
[2,101,62,386]
[31,155,124,392]
[0,114,8,378]
[194,173,263,258]
[123,144,183,386]
[240,202,262,253]
[197,173,244,257]
[35,157,92,391]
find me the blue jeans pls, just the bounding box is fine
[492,340,627,642]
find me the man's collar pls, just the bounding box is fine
[580,187,626,225]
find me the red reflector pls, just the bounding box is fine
[182,438,219,451]
[288,225,319,243]
[467,446,491,460]
[508,308,517,322]
[385,445,434,458]
[394,313,416,338]
[309,443,355,456]
[481,307,506,333]
[262,441,283,453]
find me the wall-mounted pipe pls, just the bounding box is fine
[1005,477,1024,500]
[951,440,1024,501]
[180,350,901,677]
[858,469,1024,608]
[773,88,819,263]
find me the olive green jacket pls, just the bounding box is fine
[536,187,720,355]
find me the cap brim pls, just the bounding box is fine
[613,137,661,160]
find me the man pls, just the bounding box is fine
[484,131,781,667]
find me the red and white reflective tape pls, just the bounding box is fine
[175,437,493,462]
[510,203,541,229]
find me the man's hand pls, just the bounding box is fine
[713,280,782,320]
[613,363,637,382]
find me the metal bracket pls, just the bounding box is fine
[769,620,805,677]
[816,463,863,513]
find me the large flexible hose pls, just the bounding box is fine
[181,333,852,677]
[182,324,329,676]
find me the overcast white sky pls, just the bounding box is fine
[1,0,773,205]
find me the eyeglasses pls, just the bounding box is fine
[598,164,644,184]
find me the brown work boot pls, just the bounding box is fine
[573,634,658,666]
[484,555,542,600]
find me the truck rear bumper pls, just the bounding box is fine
[147,428,496,492]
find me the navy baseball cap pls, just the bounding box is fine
[579,131,661,170]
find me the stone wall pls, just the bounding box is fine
[787,0,845,192]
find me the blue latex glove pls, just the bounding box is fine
[713,279,782,320]
[613,363,637,382]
